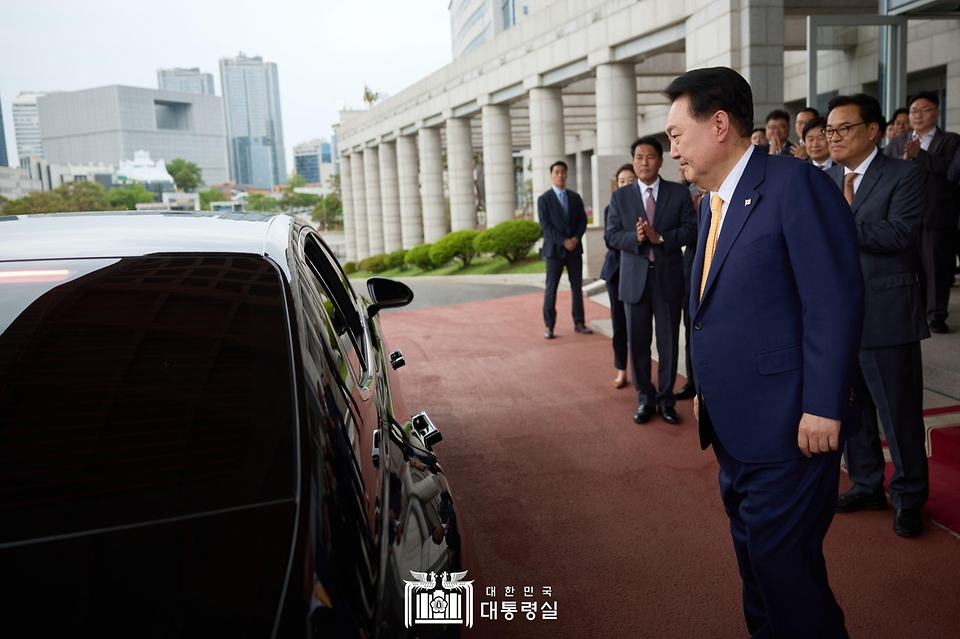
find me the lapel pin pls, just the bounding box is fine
[744,198,752,206]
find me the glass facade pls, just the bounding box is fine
[295,153,320,184]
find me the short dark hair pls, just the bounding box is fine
[797,107,820,118]
[890,107,909,120]
[765,109,790,125]
[751,127,766,136]
[827,94,884,127]
[801,116,827,140]
[909,91,940,109]
[663,67,754,139]
[614,163,635,180]
[631,136,663,158]
[549,161,568,173]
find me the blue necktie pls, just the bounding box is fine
[558,190,568,216]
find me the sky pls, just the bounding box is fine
[0,0,453,178]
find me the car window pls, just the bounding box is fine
[0,256,296,545]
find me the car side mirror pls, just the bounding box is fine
[366,277,414,317]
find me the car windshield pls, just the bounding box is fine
[0,255,296,546]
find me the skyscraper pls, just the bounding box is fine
[293,138,337,185]
[157,68,216,95]
[219,53,286,188]
[0,89,8,167]
[13,92,51,160]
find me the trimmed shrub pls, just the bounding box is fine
[473,219,542,263]
[430,229,480,267]
[385,249,408,270]
[405,243,436,270]
[343,261,358,275]
[360,253,389,273]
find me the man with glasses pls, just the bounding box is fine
[825,94,929,538]
[885,91,960,334]
[762,109,794,156]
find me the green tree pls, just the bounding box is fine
[165,158,203,191]
[474,219,542,263]
[430,230,480,267]
[311,194,342,228]
[245,193,278,212]
[107,184,156,210]
[285,173,307,194]
[199,188,228,211]
[1,191,72,216]
[56,181,111,211]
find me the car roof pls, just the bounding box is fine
[0,211,297,262]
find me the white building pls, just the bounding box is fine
[12,92,55,161]
[157,68,216,95]
[19,156,114,192]
[115,150,175,186]
[450,0,553,59]
[293,138,337,186]
[0,166,42,201]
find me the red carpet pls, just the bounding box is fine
[381,290,960,638]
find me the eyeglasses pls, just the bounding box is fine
[823,122,866,138]
[908,106,937,115]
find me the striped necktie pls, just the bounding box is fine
[699,194,723,302]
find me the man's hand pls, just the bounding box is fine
[790,144,809,161]
[903,138,921,160]
[639,220,661,244]
[797,413,841,458]
[769,137,783,156]
[693,395,699,422]
[562,238,576,251]
[636,218,646,243]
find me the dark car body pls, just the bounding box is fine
[0,212,467,637]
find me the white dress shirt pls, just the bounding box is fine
[912,128,936,151]
[843,146,878,194]
[710,144,756,239]
[812,158,834,170]
[638,176,661,215]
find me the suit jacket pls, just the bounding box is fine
[538,188,587,259]
[691,150,864,463]
[826,153,929,349]
[600,204,621,281]
[948,144,960,184]
[604,179,697,305]
[884,127,960,228]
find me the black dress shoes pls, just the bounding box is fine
[659,406,680,424]
[675,382,696,400]
[544,327,555,339]
[894,508,922,538]
[574,323,593,334]
[835,490,889,513]
[633,405,655,424]
[929,320,949,334]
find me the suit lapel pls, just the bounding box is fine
[691,195,710,313]
[851,153,883,215]
[928,128,944,157]
[652,182,670,232]
[697,150,765,311]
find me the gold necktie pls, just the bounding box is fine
[699,194,723,302]
[843,172,858,206]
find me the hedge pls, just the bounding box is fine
[360,253,389,273]
[430,229,480,267]
[473,219,542,263]
[405,243,436,270]
[343,261,358,275]
[385,249,408,270]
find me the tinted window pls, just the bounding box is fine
[0,256,296,545]
[303,234,366,368]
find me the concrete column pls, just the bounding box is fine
[378,141,402,253]
[363,145,385,256]
[396,134,423,248]
[576,147,593,206]
[528,87,565,198]
[418,127,447,243]
[446,117,477,231]
[339,154,357,262]
[350,152,369,260]
[593,61,638,227]
[481,104,515,227]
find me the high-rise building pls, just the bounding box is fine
[0,89,8,167]
[157,68,215,95]
[450,0,552,59]
[12,92,52,161]
[293,138,337,185]
[219,53,287,188]
[38,85,229,185]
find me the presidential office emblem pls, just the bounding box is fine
[404,570,474,628]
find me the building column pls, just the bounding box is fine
[446,117,476,231]
[396,134,423,248]
[418,126,447,243]
[576,147,593,206]
[363,145,385,256]
[378,140,402,253]
[350,152,369,260]
[528,86,565,199]
[481,103,515,227]
[339,153,357,262]
[593,61,637,226]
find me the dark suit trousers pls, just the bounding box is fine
[605,272,628,370]
[844,342,928,510]
[625,264,680,407]
[713,433,848,639]
[681,289,695,387]
[917,224,955,323]
[543,253,584,328]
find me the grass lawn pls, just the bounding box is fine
[348,252,546,279]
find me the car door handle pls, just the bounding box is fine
[371,429,381,469]
[390,349,405,370]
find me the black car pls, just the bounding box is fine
[0,211,468,637]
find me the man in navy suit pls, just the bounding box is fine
[538,161,591,339]
[665,68,864,638]
[605,137,697,424]
[825,94,929,537]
